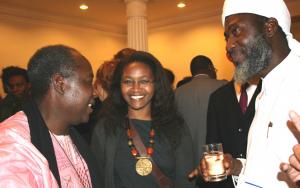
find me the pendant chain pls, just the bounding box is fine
[50,132,91,188]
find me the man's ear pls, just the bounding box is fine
[52,73,65,95]
[264,17,279,38]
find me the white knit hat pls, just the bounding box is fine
[222,0,300,56]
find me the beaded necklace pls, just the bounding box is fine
[125,119,155,176]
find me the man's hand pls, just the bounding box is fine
[280,111,300,186]
[188,153,242,181]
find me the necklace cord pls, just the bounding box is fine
[50,132,91,188]
[126,118,173,188]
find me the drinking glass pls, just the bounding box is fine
[203,143,227,182]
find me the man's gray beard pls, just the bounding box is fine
[234,34,272,84]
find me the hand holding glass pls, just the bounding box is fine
[203,143,227,182]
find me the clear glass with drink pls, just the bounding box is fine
[203,143,227,182]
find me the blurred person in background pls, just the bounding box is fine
[0,66,31,122]
[164,68,175,90]
[175,55,227,172]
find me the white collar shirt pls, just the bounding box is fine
[237,52,300,188]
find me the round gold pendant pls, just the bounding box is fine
[135,157,153,176]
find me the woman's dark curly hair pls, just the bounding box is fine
[100,51,184,148]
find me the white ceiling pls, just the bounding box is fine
[0,0,299,34]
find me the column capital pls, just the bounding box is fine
[124,0,148,4]
[125,0,148,17]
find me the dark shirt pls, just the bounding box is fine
[201,81,261,188]
[0,94,27,122]
[114,119,175,188]
[91,116,196,188]
[75,98,102,144]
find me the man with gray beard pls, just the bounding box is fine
[232,33,272,84]
[189,0,300,187]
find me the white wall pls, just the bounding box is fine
[149,16,234,85]
[1,12,300,96]
[292,21,300,40]
[0,15,126,96]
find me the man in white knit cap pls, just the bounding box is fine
[189,0,300,187]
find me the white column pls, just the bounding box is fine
[125,0,148,51]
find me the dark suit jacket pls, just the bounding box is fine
[175,75,227,166]
[202,81,261,188]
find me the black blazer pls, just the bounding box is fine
[206,81,261,157]
[198,81,261,188]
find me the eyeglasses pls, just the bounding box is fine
[121,79,154,88]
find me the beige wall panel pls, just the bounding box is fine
[292,21,300,41]
[149,16,234,87]
[0,16,126,96]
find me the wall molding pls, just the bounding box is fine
[149,8,222,30]
[1,2,298,34]
[0,3,223,34]
[0,5,126,36]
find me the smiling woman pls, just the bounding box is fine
[91,51,196,188]
[121,62,154,117]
